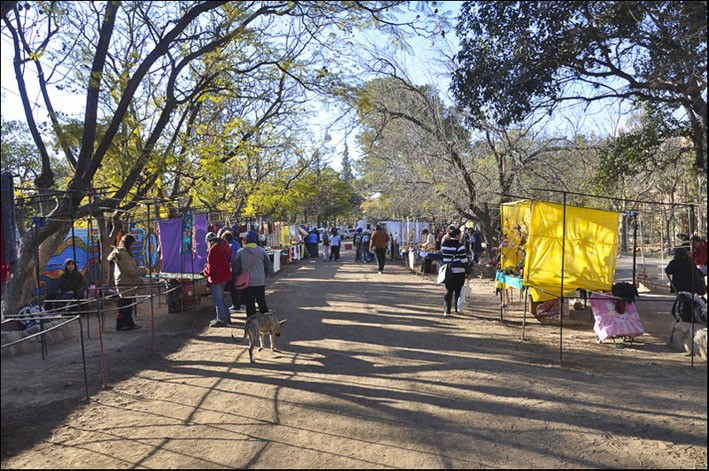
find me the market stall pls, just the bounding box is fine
[497,199,622,348]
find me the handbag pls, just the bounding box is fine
[437,247,460,285]
[436,263,449,285]
[234,250,258,290]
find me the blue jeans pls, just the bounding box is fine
[211,282,230,322]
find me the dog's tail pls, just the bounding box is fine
[231,333,247,344]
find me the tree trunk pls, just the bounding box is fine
[2,220,70,317]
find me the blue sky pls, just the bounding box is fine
[1,1,625,172]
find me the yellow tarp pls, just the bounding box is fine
[523,201,620,302]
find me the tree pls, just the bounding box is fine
[452,1,707,173]
[340,143,354,183]
[354,69,576,247]
[1,1,439,315]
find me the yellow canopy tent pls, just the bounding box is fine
[499,200,620,302]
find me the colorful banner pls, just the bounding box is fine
[158,213,208,274]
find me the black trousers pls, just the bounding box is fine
[444,273,467,313]
[329,245,340,260]
[116,297,136,328]
[228,279,241,308]
[374,248,387,271]
[241,285,269,317]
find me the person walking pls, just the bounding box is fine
[329,228,341,261]
[222,230,243,312]
[106,234,146,331]
[203,232,232,328]
[233,230,273,318]
[370,224,390,274]
[361,230,372,262]
[322,229,330,261]
[353,228,363,261]
[441,226,472,316]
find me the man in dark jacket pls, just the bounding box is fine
[665,247,706,295]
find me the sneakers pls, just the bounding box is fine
[209,320,228,328]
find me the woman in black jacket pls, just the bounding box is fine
[59,258,87,299]
[440,226,472,316]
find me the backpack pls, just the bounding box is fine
[362,234,370,244]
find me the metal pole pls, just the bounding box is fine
[78,315,90,401]
[631,212,638,287]
[32,218,45,360]
[147,202,156,354]
[521,287,528,341]
[690,205,696,368]
[190,212,197,329]
[559,193,568,366]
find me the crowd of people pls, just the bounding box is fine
[67,220,705,334]
[203,229,273,328]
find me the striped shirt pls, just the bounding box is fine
[441,238,469,274]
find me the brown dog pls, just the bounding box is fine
[231,313,287,363]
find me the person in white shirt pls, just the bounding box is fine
[329,228,342,261]
[421,228,435,252]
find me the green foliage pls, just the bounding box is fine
[452,1,707,171]
[1,117,41,183]
[597,111,686,184]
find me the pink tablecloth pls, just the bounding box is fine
[590,293,645,342]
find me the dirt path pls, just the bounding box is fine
[2,250,707,469]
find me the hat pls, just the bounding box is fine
[205,232,218,243]
[245,230,258,244]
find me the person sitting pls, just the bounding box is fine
[419,229,444,273]
[665,247,706,296]
[420,228,435,252]
[56,258,87,311]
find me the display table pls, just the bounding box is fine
[494,270,524,290]
[419,251,443,273]
[145,272,206,313]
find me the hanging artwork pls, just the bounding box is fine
[180,213,193,254]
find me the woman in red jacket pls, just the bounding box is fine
[203,232,232,327]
